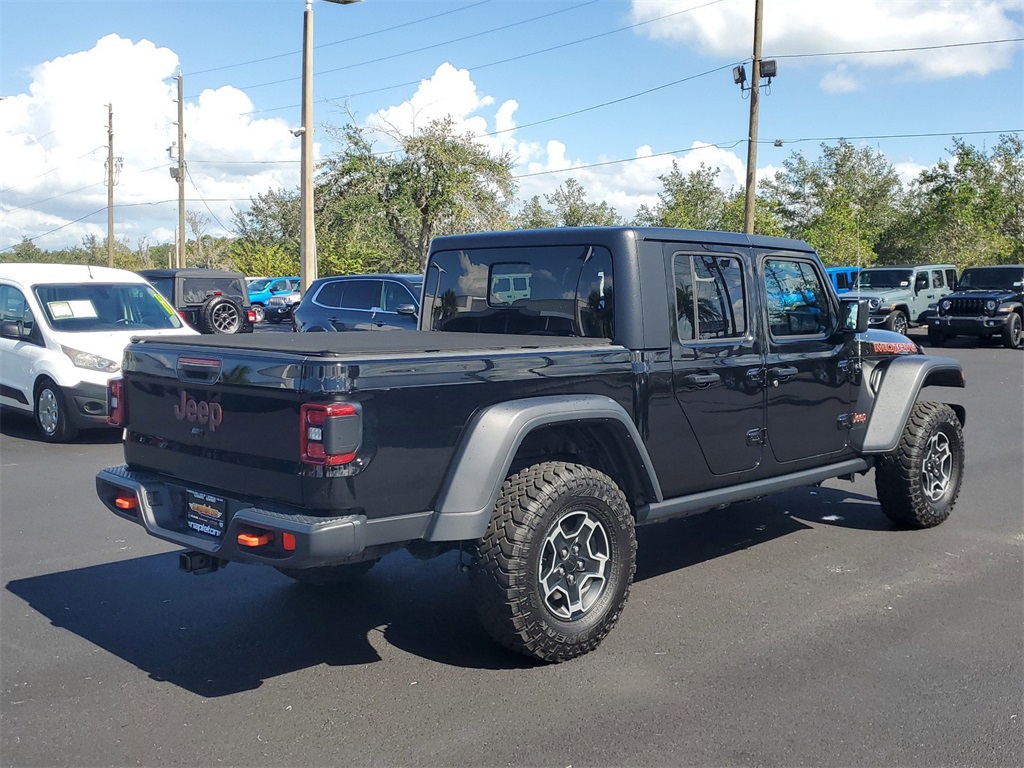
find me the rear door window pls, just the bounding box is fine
[674,254,747,341]
[342,280,383,311]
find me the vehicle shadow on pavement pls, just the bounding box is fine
[634,486,893,582]
[0,407,123,445]
[5,549,536,697]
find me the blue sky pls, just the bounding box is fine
[2,0,1022,252]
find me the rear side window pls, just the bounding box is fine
[946,269,957,288]
[181,277,247,305]
[423,245,614,338]
[313,280,345,308]
[673,253,747,341]
[341,280,383,311]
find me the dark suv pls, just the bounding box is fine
[140,269,255,334]
[928,265,1024,349]
[291,273,422,332]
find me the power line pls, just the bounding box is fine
[513,128,1023,179]
[183,0,497,78]
[0,207,107,250]
[0,146,105,195]
[222,0,604,97]
[185,166,230,232]
[770,37,1023,61]
[242,0,730,116]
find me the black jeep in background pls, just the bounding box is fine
[929,265,1024,349]
[140,269,255,335]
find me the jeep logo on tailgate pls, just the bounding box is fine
[174,390,223,431]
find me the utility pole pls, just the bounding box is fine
[299,0,317,293]
[176,73,186,268]
[106,104,115,266]
[742,0,764,234]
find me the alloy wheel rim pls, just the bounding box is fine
[894,315,908,335]
[921,430,953,502]
[538,509,610,620]
[38,389,59,434]
[213,304,240,332]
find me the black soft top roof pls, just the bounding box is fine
[139,269,247,279]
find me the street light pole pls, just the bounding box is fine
[299,0,362,294]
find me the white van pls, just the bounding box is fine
[0,263,198,441]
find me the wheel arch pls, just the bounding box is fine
[425,395,662,542]
[854,355,966,454]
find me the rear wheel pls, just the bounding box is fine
[34,379,78,443]
[885,310,909,336]
[875,401,964,529]
[472,462,636,663]
[1002,313,1022,349]
[276,559,378,586]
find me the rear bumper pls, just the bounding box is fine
[96,465,431,568]
[930,315,1011,337]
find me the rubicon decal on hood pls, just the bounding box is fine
[870,340,919,355]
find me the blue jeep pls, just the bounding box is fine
[248,276,299,323]
[826,266,861,294]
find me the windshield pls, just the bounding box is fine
[853,269,912,290]
[34,283,183,332]
[957,267,1023,291]
[247,278,271,292]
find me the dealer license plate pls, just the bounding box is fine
[185,489,226,538]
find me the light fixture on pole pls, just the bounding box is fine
[299,0,362,294]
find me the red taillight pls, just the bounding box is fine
[300,403,359,465]
[107,377,125,427]
[247,309,256,323]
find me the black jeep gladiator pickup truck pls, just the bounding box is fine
[97,227,967,662]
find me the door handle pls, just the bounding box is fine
[769,366,798,382]
[682,372,721,387]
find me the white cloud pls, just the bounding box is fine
[820,64,860,94]
[629,0,1022,81]
[1,34,303,251]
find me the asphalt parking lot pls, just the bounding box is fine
[1,330,1021,767]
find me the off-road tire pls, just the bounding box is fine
[886,310,909,336]
[34,379,78,443]
[472,462,636,663]
[199,295,243,334]
[875,401,964,529]
[1002,312,1022,349]
[927,327,947,347]
[276,559,378,586]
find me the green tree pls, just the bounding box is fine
[893,135,1023,266]
[761,139,903,265]
[544,178,620,227]
[515,195,558,229]
[320,117,517,272]
[646,163,727,230]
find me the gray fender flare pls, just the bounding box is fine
[855,355,966,454]
[424,395,662,542]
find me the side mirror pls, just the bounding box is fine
[396,304,417,316]
[840,298,869,334]
[0,320,25,340]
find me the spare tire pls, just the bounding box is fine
[199,295,243,334]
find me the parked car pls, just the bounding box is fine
[0,263,197,441]
[851,264,958,335]
[928,264,1024,349]
[825,266,861,294]
[291,274,422,332]
[247,276,299,323]
[264,289,301,324]
[139,268,255,334]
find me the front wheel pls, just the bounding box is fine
[472,462,636,663]
[251,304,265,323]
[34,379,78,443]
[1002,313,1022,349]
[886,310,909,336]
[875,401,964,529]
